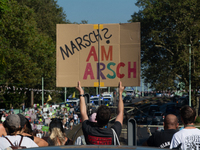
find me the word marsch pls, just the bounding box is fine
[83,46,137,79]
[60,28,112,60]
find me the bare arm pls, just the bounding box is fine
[115,81,124,126]
[76,81,88,122]
[34,136,48,147]
[21,133,48,147]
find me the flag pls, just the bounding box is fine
[72,92,75,98]
[47,95,52,102]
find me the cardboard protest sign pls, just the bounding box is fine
[56,23,140,87]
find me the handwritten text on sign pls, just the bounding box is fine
[84,46,137,80]
[59,26,137,81]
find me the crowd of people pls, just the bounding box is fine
[0,81,199,150]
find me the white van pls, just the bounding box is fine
[66,98,80,106]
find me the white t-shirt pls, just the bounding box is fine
[170,128,200,149]
[0,135,38,150]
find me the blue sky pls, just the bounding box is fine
[56,0,140,24]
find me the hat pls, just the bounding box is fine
[5,114,20,128]
[17,114,27,128]
[89,113,97,123]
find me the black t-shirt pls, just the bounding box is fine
[82,120,122,145]
[147,129,178,148]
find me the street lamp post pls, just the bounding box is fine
[42,77,44,107]
[189,44,191,107]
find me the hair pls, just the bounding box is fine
[96,105,111,127]
[48,118,66,146]
[17,114,26,128]
[180,105,196,125]
[24,118,33,135]
[3,121,21,135]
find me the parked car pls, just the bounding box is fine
[172,95,180,103]
[123,95,132,103]
[155,122,164,132]
[134,114,147,123]
[176,96,188,108]
[152,112,165,125]
[165,103,176,114]
[148,105,160,116]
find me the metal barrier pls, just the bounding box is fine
[127,118,137,146]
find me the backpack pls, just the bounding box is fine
[4,136,26,149]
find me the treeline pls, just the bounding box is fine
[129,0,200,105]
[0,0,89,109]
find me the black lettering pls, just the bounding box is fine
[75,37,86,50]
[70,41,79,52]
[83,35,91,47]
[89,32,96,43]
[102,28,112,39]
[60,45,74,60]
[93,29,102,41]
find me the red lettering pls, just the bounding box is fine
[128,62,136,78]
[86,46,98,62]
[116,62,125,78]
[83,63,95,79]
[87,135,112,145]
[101,46,113,61]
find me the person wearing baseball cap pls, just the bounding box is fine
[0,114,38,149]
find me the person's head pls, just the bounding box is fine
[180,105,196,125]
[24,118,33,135]
[48,118,66,146]
[17,114,27,129]
[163,114,179,130]
[96,105,111,127]
[3,114,21,135]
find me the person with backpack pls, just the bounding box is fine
[17,114,48,147]
[0,114,38,149]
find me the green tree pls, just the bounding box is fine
[0,0,59,108]
[16,0,70,41]
[129,0,200,100]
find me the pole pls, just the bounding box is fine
[96,87,98,95]
[42,77,44,107]
[136,87,137,97]
[189,44,191,107]
[65,87,67,103]
[98,24,101,105]
[142,80,144,97]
